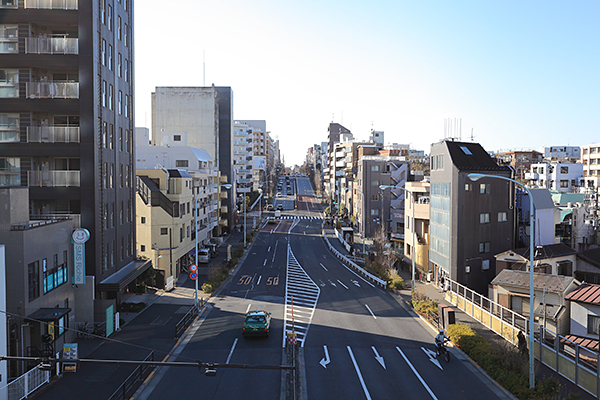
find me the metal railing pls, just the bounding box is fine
[26,82,79,99]
[445,278,600,398]
[25,37,78,54]
[0,365,50,400]
[27,126,80,143]
[107,351,155,400]
[27,170,80,187]
[24,0,78,9]
[322,230,387,288]
[175,301,203,339]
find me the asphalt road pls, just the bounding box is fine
[139,176,508,400]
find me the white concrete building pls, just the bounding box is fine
[539,146,581,162]
[525,162,583,192]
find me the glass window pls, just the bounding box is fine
[0,113,19,142]
[371,165,379,172]
[465,183,471,191]
[0,69,18,97]
[479,213,490,224]
[107,5,113,30]
[498,212,507,222]
[176,160,189,168]
[28,261,40,301]
[118,53,122,77]
[479,184,490,194]
[161,227,168,235]
[108,84,113,110]
[102,80,107,107]
[371,180,379,187]
[0,0,18,8]
[0,25,18,54]
[588,315,600,335]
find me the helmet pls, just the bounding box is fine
[439,329,444,333]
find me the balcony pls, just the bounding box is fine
[26,82,79,99]
[220,205,228,213]
[24,0,78,9]
[0,172,20,186]
[219,218,228,227]
[25,37,78,54]
[0,129,19,142]
[27,126,80,143]
[28,170,80,187]
[525,172,539,180]
[219,191,228,199]
[0,83,18,98]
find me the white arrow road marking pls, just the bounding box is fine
[397,347,439,400]
[319,345,330,369]
[226,338,238,364]
[347,346,372,400]
[372,346,386,369]
[328,279,337,287]
[421,347,443,370]
[318,280,326,287]
[320,263,328,271]
[365,304,377,319]
[337,280,349,289]
[351,280,361,287]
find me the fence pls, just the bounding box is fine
[322,230,387,288]
[107,351,154,400]
[445,279,600,398]
[175,300,203,339]
[0,366,50,400]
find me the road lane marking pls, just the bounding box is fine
[246,303,251,313]
[365,304,377,319]
[372,346,386,369]
[421,347,443,370]
[226,338,238,364]
[347,346,372,400]
[337,280,349,289]
[319,345,330,369]
[328,279,337,287]
[263,259,267,266]
[257,275,262,285]
[268,246,271,252]
[396,347,438,400]
[320,263,328,271]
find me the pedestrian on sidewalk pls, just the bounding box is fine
[444,278,450,293]
[440,275,445,293]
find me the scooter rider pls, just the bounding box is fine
[435,328,449,355]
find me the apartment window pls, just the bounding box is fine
[103,162,108,188]
[28,261,40,301]
[107,5,113,30]
[127,199,132,222]
[119,201,123,224]
[108,84,114,110]
[110,202,115,227]
[560,166,569,174]
[371,180,379,187]
[109,163,114,188]
[101,0,106,23]
[482,260,490,270]
[118,16,122,40]
[465,183,471,191]
[124,23,129,46]
[479,213,490,224]
[125,129,131,152]
[125,165,130,187]
[0,0,18,8]
[141,245,145,252]
[119,127,123,151]
[560,180,569,188]
[124,59,129,83]
[0,113,19,142]
[119,164,123,187]
[479,242,490,253]
[588,315,600,335]
[371,209,379,216]
[0,69,17,98]
[479,184,490,194]
[0,25,18,54]
[141,216,146,224]
[124,95,129,117]
[371,194,379,201]
[109,124,114,148]
[102,80,107,107]
[116,53,122,80]
[104,203,108,229]
[101,39,106,65]
[498,212,507,222]
[108,44,113,70]
[121,237,125,260]
[176,160,189,168]
[118,91,122,114]
[174,135,181,141]
[371,165,379,172]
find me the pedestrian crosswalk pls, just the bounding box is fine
[279,215,322,220]
[283,244,320,348]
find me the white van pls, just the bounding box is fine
[198,248,210,263]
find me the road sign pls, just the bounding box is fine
[190,264,198,272]
[190,271,198,280]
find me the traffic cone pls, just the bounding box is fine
[126,286,129,294]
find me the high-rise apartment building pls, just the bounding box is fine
[0,1,141,310]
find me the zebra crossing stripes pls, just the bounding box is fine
[283,244,320,348]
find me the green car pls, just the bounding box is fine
[243,310,271,338]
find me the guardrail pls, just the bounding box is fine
[0,365,49,399]
[445,278,600,398]
[322,230,387,289]
[107,351,154,400]
[175,300,204,339]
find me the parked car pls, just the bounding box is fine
[267,216,276,224]
[267,204,274,211]
[198,248,210,263]
[277,204,283,210]
[242,310,271,337]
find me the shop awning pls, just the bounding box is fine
[27,308,71,322]
[97,259,153,292]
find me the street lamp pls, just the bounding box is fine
[194,183,232,306]
[345,187,366,255]
[468,172,535,389]
[379,185,416,292]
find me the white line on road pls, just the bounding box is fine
[396,347,438,400]
[320,263,328,271]
[257,275,262,285]
[263,259,267,266]
[347,346,372,400]
[365,304,377,319]
[246,303,251,313]
[337,280,349,289]
[268,246,271,252]
[226,338,238,364]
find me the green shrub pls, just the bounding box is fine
[201,282,215,293]
[232,246,244,258]
[446,323,475,345]
[389,276,405,290]
[411,290,438,317]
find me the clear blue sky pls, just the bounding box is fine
[135,0,599,166]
